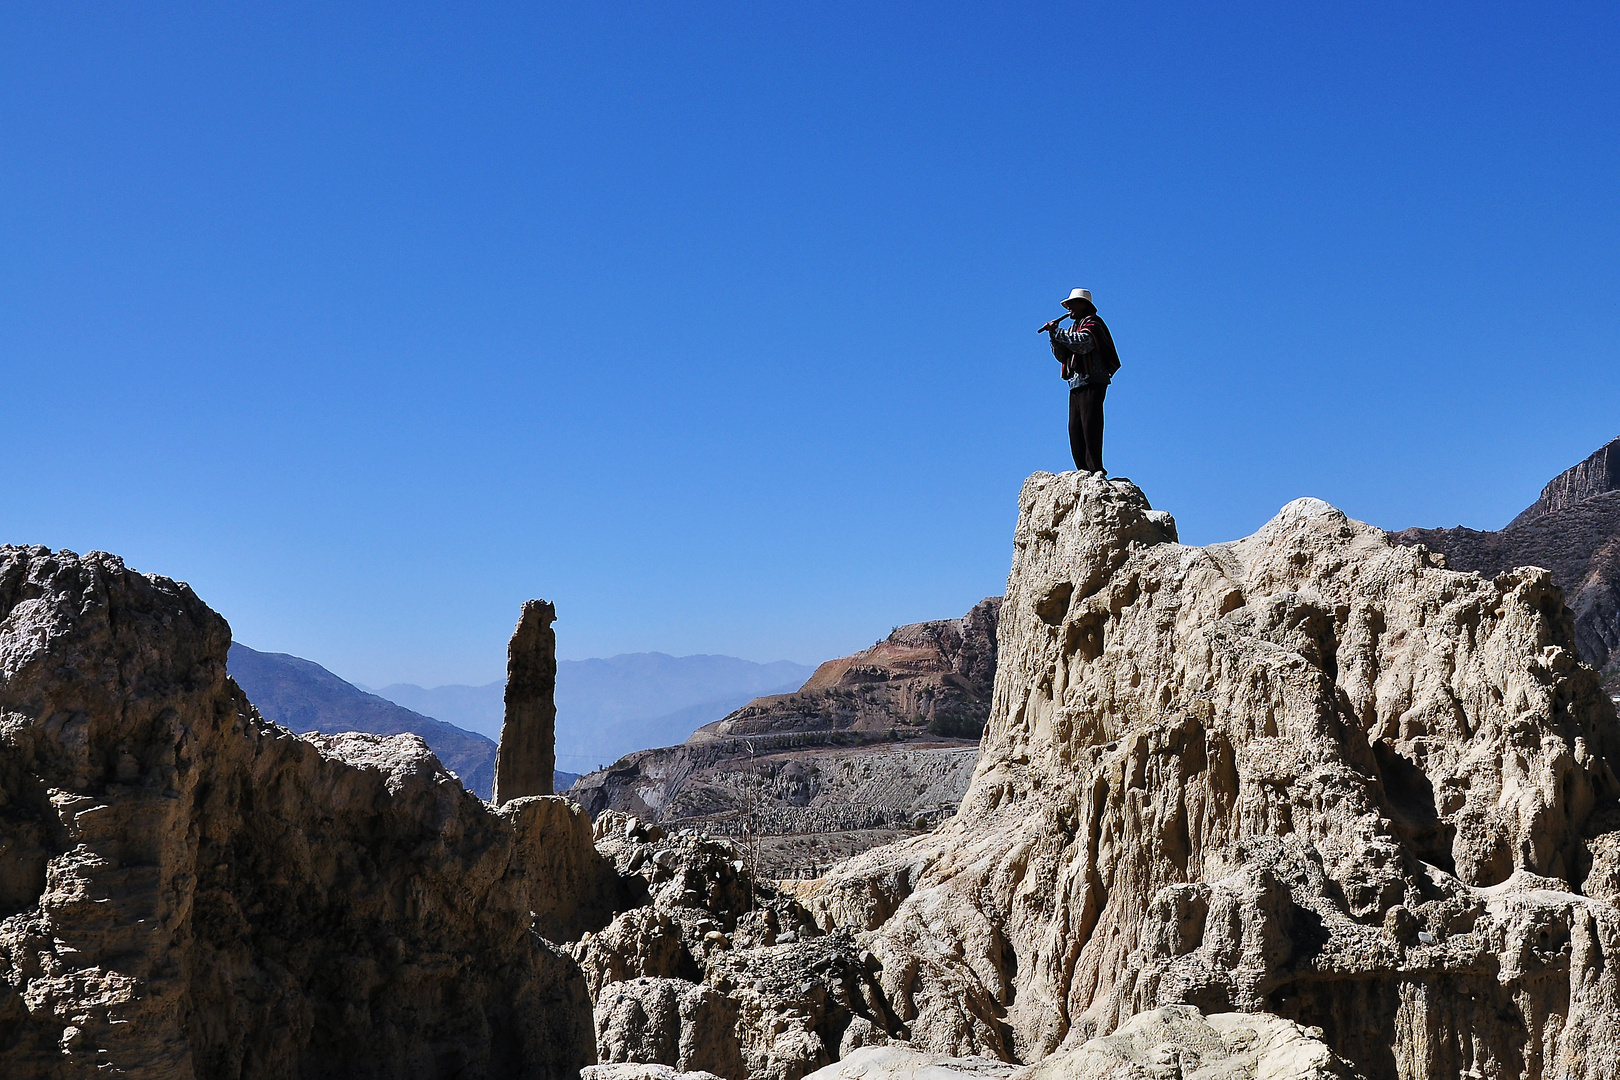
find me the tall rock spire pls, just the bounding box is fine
[493,599,557,804]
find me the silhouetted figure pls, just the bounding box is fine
[1040,288,1120,474]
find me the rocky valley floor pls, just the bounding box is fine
[568,604,1000,874]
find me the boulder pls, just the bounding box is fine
[578,812,903,1080]
[580,1066,726,1080]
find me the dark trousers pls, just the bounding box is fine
[1069,384,1106,473]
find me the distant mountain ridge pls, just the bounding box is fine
[570,598,1003,874]
[371,652,814,773]
[1395,435,1620,690]
[227,644,508,797]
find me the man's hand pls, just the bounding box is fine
[1039,318,1064,334]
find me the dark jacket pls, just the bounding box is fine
[1049,313,1121,386]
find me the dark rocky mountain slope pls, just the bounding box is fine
[1395,435,1620,691]
[694,597,1001,742]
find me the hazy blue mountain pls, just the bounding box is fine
[369,681,506,740]
[372,653,814,774]
[228,643,576,798]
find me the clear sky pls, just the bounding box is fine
[4,3,1617,686]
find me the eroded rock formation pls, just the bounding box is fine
[495,599,559,804]
[1396,435,1620,683]
[227,642,499,797]
[577,812,903,1080]
[801,473,1620,1080]
[11,463,1620,1080]
[0,547,614,1078]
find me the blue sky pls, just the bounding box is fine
[3,3,1617,686]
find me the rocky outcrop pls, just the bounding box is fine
[804,1006,1356,1079]
[0,547,617,1078]
[16,461,1620,1080]
[1508,436,1620,527]
[577,812,905,1080]
[495,599,559,804]
[582,1067,725,1080]
[802,473,1620,1080]
[1396,435,1620,680]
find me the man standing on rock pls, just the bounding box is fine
[1040,288,1120,475]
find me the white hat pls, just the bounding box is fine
[1062,288,1093,307]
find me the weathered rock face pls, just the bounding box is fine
[804,473,1620,1080]
[495,599,559,804]
[227,642,499,798]
[1396,435,1620,681]
[0,547,613,1079]
[577,812,905,1080]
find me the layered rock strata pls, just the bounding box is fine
[803,473,1620,1080]
[700,598,1001,742]
[495,599,559,803]
[0,547,615,1079]
[1508,436,1620,527]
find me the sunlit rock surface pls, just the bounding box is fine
[803,473,1620,1080]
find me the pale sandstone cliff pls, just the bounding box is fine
[799,473,1620,1080]
[0,547,616,1079]
[804,1006,1355,1080]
